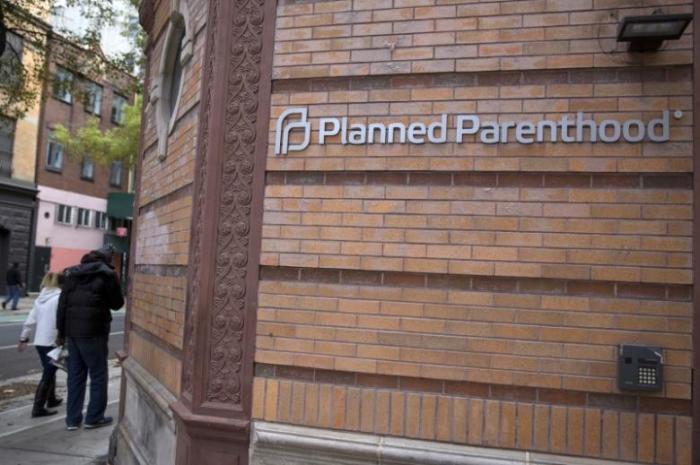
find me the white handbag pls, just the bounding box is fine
[48,346,69,372]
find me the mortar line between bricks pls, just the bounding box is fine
[260,266,693,302]
[267,171,694,190]
[270,66,692,91]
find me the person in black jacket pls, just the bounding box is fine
[56,246,124,430]
[3,262,23,310]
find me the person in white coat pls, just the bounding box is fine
[17,272,64,417]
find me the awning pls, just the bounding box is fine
[107,192,134,220]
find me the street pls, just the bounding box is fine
[0,312,125,380]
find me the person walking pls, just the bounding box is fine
[3,262,23,310]
[17,272,64,417]
[56,246,124,430]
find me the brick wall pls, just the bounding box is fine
[128,0,208,396]
[272,0,692,80]
[253,0,694,462]
[37,59,130,198]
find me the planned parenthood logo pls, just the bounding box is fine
[275,108,311,155]
[274,107,682,156]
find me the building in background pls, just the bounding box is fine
[31,36,134,290]
[0,25,44,295]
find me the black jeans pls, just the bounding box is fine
[35,345,58,386]
[66,337,108,426]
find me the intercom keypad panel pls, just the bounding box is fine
[618,345,663,392]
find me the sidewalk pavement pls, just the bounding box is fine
[0,293,38,325]
[0,361,121,464]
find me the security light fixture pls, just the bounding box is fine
[617,14,693,52]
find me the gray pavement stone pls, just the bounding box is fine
[0,403,117,465]
[0,448,103,465]
[0,363,121,465]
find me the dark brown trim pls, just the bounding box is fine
[692,0,700,461]
[272,65,691,93]
[261,266,692,302]
[175,0,276,463]
[255,363,692,417]
[267,171,693,190]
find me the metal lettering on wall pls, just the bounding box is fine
[275,108,683,155]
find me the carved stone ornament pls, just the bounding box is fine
[180,0,216,399]
[149,0,194,161]
[203,0,267,406]
[182,0,273,413]
[175,0,273,462]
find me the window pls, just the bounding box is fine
[95,211,109,230]
[109,161,123,187]
[0,116,15,177]
[168,28,186,121]
[84,81,103,115]
[111,94,126,124]
[0,32,23,87]
[53,67,74,104]
[81,157,94,180]
[56,205,73,225]
[77,208,91,227]
[153,9,192,160]
[46,137,64,171]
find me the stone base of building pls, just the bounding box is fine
[110,358,177,465]
[251,421,636,465]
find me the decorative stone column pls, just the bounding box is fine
[170,0,276,463]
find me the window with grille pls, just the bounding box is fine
[95,211,109,230]
[53,67,74,104]
[56,205,73,225]
[84,81,103,116]
[46,137,64,171]
[111,94,127,124]
[77,208,91,227]
[0,32,23,87]
[81,157,94,180]
[0,116,15,177]
[110,161,122,187]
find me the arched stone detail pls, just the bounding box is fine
[149,0,194,160]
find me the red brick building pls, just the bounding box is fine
[32,37,132,288]
[112,1,697,464]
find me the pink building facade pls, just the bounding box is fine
[34,185,108,275]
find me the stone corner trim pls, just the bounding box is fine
[251,421,634,465]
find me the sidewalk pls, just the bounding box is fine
[0,361,121,464]
[0,293,38,325]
